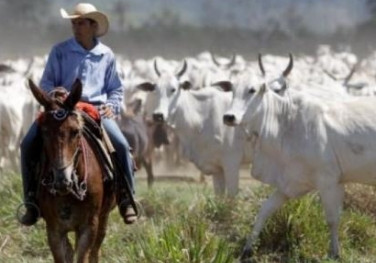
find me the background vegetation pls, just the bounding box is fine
[2,169,376,262]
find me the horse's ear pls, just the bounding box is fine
[28,78,53,107]
[64,79,82,110]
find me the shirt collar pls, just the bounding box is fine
[69,37,106,56]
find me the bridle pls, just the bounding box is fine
[41,108,89,200]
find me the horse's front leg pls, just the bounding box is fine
[76,216,99,263]
[89,214,109,263]
[46,225,70,263]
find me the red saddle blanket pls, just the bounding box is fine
[76,102,100,122]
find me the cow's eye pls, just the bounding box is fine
[248,87,256,94]
[171,88,176,93]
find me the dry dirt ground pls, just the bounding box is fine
[135,158,261,190]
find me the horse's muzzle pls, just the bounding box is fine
[53,180,73,194]
[52,168,74,192]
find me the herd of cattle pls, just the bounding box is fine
[3,44,376,258]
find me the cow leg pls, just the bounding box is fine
[241,190,288,261]
[199,172,206,183]
[212,171,226,196]
[223,154,242,197]
[141,157,154,188]
[318,183,344,259]
[46,225,69,263]
[0,156,5,171]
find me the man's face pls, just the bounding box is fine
[71,18,97,42]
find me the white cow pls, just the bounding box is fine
[223,54,376,260]
[0,76,38,172]
[137,59,252,196]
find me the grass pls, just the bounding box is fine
[1,170,376,262]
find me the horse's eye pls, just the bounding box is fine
[70,129,79,138]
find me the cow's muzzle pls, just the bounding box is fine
[223,114,236,126]
[153,113,164,123]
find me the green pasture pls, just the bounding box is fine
[1,170,376,263]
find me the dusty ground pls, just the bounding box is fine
[134,158,260,191]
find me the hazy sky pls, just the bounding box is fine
[52,0,372,36]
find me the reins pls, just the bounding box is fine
[68,137,89,201]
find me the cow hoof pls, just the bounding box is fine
[240,247,253,263]
[328,252,340,261]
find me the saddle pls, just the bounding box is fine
[76,104,136,211]
[78,107,115,182]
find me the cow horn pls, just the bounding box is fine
[283,53,293,77]
[24,57,35,77]
[154,59,161,77]
[343,64,357,85]
[176,59,187,78]
[226,54,236,69]
[258,53,265,76]
[211,52,220,67]
[322,69,338,81]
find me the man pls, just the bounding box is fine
[20,3,137,225]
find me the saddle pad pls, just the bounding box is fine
[75,102,100,122]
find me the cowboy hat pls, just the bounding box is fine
[60,3,109,37]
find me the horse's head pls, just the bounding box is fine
[29,79,84,193]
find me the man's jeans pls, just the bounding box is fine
[20,118,135,201]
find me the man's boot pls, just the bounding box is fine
[19,193,39,226]
[119,201,137,225]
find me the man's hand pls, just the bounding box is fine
[99,104,114,119]
[48,87,69,100]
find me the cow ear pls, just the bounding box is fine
[136,82,155,92]
[28,78,53,108]
[180,80,192,90]
[64,79,82,110]
[212,81,233,92]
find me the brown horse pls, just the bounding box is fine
[28,79,116,263]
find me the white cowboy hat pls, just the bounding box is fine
[60,3,109,37]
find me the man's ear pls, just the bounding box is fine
[180,81,192,90]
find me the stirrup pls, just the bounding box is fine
[16,202,41,224]
[119,199,143,219]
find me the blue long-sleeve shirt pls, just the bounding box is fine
[40,37,123,115]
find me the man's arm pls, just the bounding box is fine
[105,56,123,116]
[40,47,61,94]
